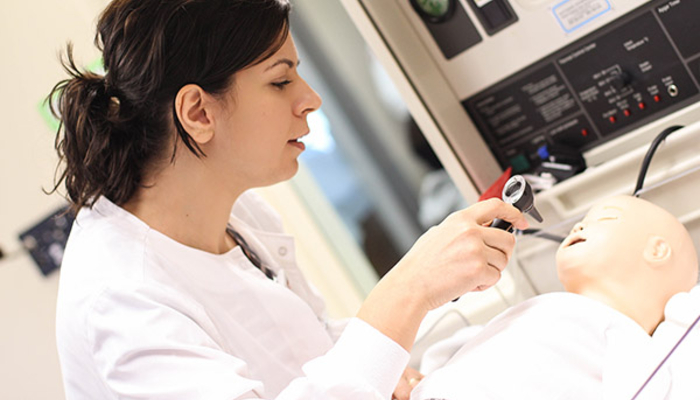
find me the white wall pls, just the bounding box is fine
[0,1,108,398]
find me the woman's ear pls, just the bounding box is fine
[643,236,672,266]
[174,84,215,144]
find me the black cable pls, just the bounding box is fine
[519,229,565,243]
[520,125,685,242]
[633,125,684,196]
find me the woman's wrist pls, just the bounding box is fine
[356,271,429,351]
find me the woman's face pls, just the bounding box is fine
[207,34,322,191]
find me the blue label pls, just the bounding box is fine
[553,0,612,33]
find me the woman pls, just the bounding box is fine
[50,0,527,399]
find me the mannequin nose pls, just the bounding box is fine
[572,222,585,233]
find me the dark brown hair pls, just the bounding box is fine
[49,0,291,212]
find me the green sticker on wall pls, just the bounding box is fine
[38,57,104,132]
[38,95,60,132]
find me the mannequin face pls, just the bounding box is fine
[556,196,637,291]
[556,195,698,294]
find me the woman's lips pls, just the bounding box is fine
[287,139,305,151]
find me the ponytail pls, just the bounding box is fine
[48,43,147,212]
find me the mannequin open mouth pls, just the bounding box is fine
[568,237,586,247]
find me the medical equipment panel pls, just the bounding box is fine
[464,1,700,176]
[343,0,700,193]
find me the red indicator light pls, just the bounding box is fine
[624,109,631,117]
[654,95,661,102]
[581,129,589,137]
[638,102,646,110]
[609,116,617,124]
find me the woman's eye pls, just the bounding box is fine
[272,80,292,89]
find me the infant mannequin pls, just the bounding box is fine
[556,195,698,334]
[411,195,699,400]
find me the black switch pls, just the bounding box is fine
[466,0,518,35]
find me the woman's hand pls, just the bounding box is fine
[391,198,529,310]
[392,367,423,400]
[357,198,528,351]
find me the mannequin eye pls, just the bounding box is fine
[597,215,619,222]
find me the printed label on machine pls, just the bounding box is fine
[553,0,611,33]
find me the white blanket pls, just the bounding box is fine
[412,293,656,400]
[414,288,700,400]
[645,285,700,399]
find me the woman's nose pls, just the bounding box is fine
[296,78,322,116]
[572,222,585,233]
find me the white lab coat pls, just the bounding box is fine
[56,192,408,400]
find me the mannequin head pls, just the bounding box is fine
[556,195,698,333]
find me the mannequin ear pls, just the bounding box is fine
[174,84,215,144]
[643,236,671,265]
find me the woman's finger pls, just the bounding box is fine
[468,198,529,230]
[478,262,502,290]
[480,224,516,260]
[392,380,411,400]
[484,242,509,272]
